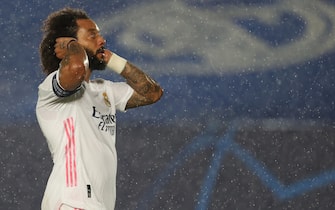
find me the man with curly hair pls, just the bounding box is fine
[36,8,163,210]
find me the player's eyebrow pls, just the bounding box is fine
[87,28,100,33]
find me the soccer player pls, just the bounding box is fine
[36,8,163,210]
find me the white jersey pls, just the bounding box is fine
[36,70,133,210]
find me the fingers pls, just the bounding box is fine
[103,49,113,63]
[59,41,66,49]
[54,43,66,59]
[54,38,76,59]
[93,48,111,64]
[55,38,73,49]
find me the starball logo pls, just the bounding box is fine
[92,106,116,136]
[97,0,335,75]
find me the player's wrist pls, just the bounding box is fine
[107,53,127,74]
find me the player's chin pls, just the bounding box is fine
[92,62,107,71]
[89,58,107,71]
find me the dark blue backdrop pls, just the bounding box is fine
[1,0,335,209]
[1,0,335,124]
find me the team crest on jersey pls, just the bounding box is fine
[102,92,111,107]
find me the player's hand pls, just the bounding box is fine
[54,37,77,59]
[99,48,113,64]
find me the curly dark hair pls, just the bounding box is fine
[39,8,89,75]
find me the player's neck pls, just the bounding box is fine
[85,70,92,82]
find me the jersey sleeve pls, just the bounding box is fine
[106,81,134,112]
[52,70,81,97]
[37,71,59,105]
[38,70,82,102]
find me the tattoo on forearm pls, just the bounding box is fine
[124,63,159,96]
[122,62,163,108]
[61,43,86,67]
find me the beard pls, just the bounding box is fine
[85,47,107,71]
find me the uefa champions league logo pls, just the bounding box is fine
[95,1,335,209]
[97,0,335,75]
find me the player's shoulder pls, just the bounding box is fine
[89,78,109,88]
[90,78,116,87]
[90,78,106,84]
[38,71,57,90]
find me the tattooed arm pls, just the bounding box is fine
[101,49,163,109]
[121,62,163,109]
[54,38,89,91]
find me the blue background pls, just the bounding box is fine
[1,0,335,124]
[1,0,335,209]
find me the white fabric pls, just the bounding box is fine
[36,70,133,210]
[106,53,127,74]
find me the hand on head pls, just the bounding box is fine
[54,37,77,59]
